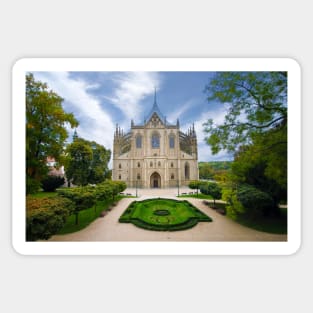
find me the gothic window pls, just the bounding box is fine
[150,161,153,167]
[119,163,121,169]
[171,162,174,168]
[137,162,140,168]
[185,162,190,180]
[118,174,121,180]
[169,135,175,148]
[158,161,161,167]
[137,174,141,180]
[171,174,175,180]
[151,133,160,148]
[136,135,142,148]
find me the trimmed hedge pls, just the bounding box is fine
[26,196,74,241]
[119,198,212,231]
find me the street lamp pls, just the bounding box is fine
[136,180,138,197]
[177,179,180,197]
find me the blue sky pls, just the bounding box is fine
[33,71,232,166]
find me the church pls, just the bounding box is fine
[112,91,199,188]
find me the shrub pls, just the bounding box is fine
[222,185,275,219]
[237,185,275,218]
[26,176,41,194]
[58,187,97,224]
[26,196,74,241]
[41,175,65,192]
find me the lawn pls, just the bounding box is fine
[58,195,124,234]
[119,198,212,231]
[178,193,213,200]
[28,191,58,198]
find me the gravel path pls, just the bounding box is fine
[49,188,287,242]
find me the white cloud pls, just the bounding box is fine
[181,104,232,162]
[33,72,115,152]
[105,72,160,121]
[167,99,194,123]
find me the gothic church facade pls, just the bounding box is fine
[112,94,198,188]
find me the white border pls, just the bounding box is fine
[12,58,301,255]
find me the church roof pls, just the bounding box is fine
[145,89,167,125]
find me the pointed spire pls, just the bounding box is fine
[154,86,157,107]
[73,129,78,141]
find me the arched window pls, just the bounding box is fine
[150,161,153,167]
[185,162,190,180]
[137,162,140,168]
[169,135,175,148]
[171,173,175,180]
[118,174,121,180]
[119,163,122,169]
[151,133,160,148]
[137,174,141,180]
[136,135,142,148]
[158,161,161,167]
[171,162,174,168]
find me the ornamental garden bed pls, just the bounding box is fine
[119,198,212,231]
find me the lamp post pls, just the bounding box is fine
[177,179,180,197]
[136,180,138,197]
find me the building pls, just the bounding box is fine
[112,92,199,188]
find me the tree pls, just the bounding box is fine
[88,141,111,184]
[203,72,287,154]
[188,180,202,196]
[65,137,111,186]
[200,182,222,206]
[203,72,287,205]
[65,139,93,186]
[26,73,78,193]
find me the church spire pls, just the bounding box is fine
[153,86,157,108]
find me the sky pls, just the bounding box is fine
[32,71,232,167]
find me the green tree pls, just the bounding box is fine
[203,72,287,205]
[88,141,111,184]
[203,72,287,154]
[188,180,202,196]
[200,182,222,206]
[65,139,93,186]
[65,137,111,186]
[26,73,78,193]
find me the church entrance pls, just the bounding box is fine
[150,172,161,188]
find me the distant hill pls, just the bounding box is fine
[198,161,232,180]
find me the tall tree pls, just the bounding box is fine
[65,137,111,186]
[203,72,287,154]
[65,139,93,186]
[88,140,111,184]
[26,73,78,193]
[203,72,287,204]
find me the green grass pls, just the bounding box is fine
[178,193,213,200]
[58,196,124,234]
[119,198,212,231]
[28,191,58,198]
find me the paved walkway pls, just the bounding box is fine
[49,188,287,242]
